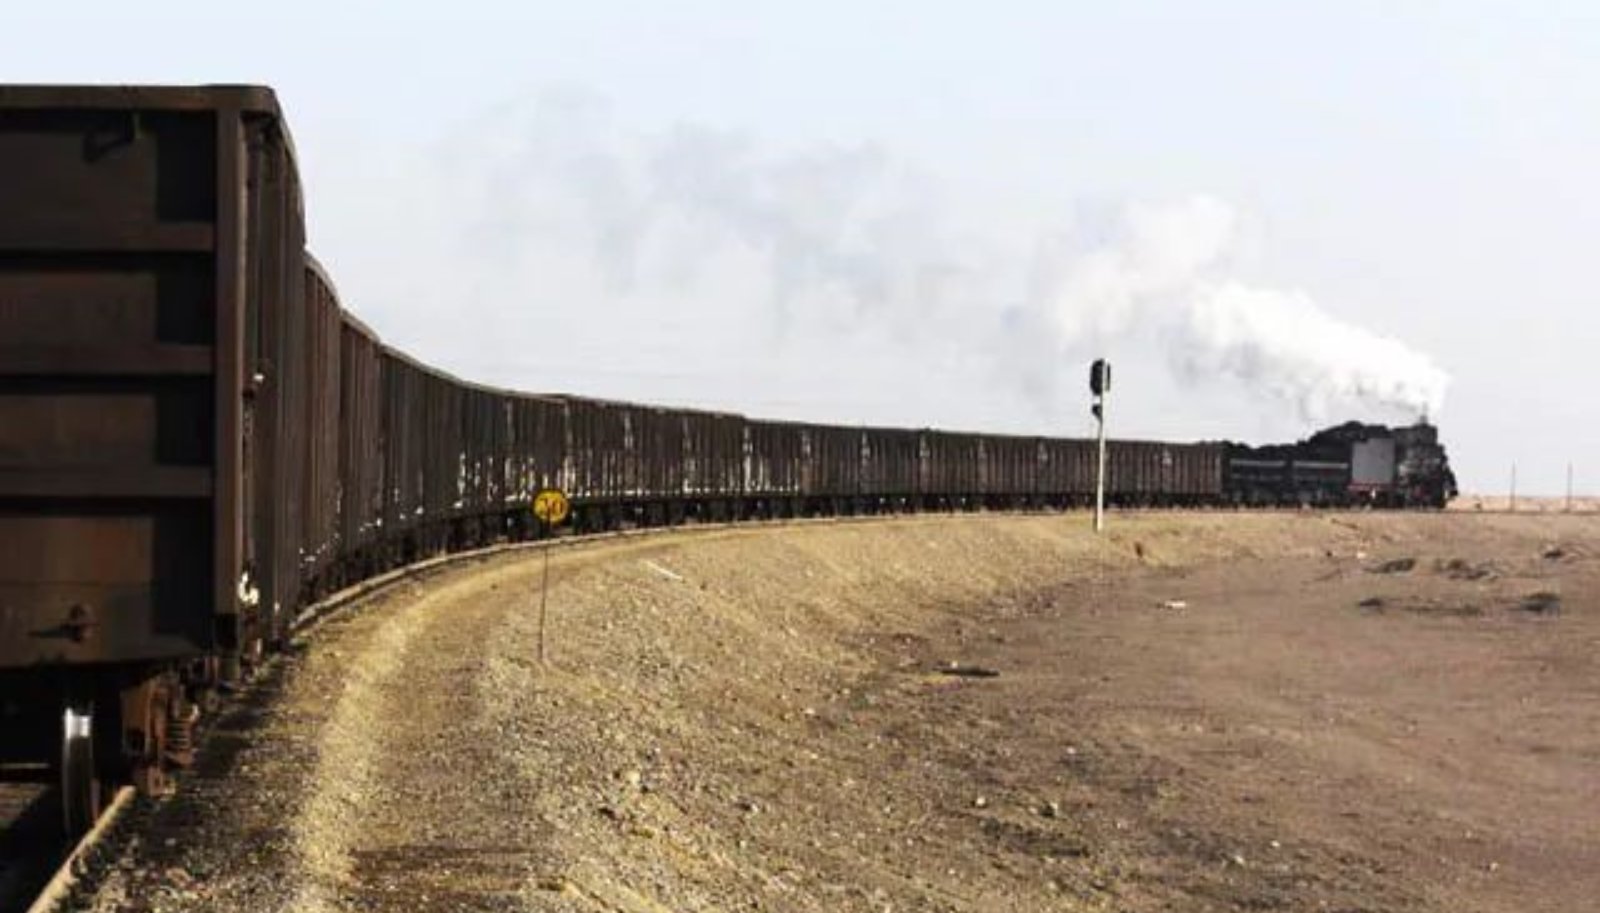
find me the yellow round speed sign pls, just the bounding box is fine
[531,488,570,527]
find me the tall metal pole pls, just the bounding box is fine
[1509,463,1517,513]
[1089,358,1111,534]
[1094,393,1108,533]
[1567,462,1574,512]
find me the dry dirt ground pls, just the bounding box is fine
[78,512,1598,913]
[1450,495,1600,514]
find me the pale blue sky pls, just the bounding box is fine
[7,2,1596,493]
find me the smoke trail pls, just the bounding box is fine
[371,91,1449,427]
[1177,283,1450,419]
[1032,195,1451,419]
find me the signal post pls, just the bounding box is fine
[1090,359,1111,533]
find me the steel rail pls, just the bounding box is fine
[22,786,135,913]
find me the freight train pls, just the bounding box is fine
[0,86,1455,834]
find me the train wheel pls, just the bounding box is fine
[61,704,99,837]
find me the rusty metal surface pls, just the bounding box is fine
[337,318,383,559]
[0,85,280,114]
[745,419,804,498]
[0,89,248,669]
[862,426,918,498]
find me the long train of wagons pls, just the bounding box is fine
[0,86,1456,832]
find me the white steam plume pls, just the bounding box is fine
[1032,196,1450,419]
[342,91,1449,430]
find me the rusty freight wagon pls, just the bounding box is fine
[1105,439,1225,506]
[0,87,307,833]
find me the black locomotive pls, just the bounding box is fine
[1225,420,1457,508]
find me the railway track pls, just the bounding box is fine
[0,777,56,911]
[0,770,134,913]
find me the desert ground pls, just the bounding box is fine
[1450,494,1599,513]
[81,512,1598,912]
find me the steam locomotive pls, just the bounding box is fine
[1224,420,1457,508]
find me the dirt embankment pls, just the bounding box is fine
[84,513,1600,913]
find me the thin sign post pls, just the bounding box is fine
[530,488,571,665]
[537,545,551,664]
[1090,359,1111,534]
